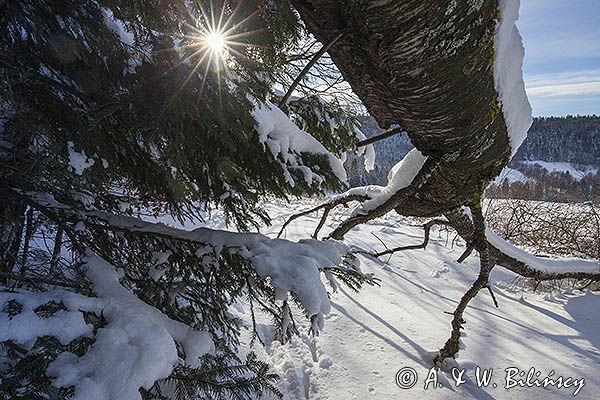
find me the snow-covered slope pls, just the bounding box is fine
[521,161,598,181]
[215,199,599,400]
[492,166,532,184]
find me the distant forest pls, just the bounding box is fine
[348,115,600,203]
[511,115,600,167]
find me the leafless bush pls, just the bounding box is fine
[484,198,600,291]
[485,198,600,259]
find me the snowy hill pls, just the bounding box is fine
[198,199,600,399]
[512,116,600,167]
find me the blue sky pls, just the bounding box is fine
[518,0,600,116]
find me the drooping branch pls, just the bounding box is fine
[328,159,439,240]
[435,202,495,364]
[486,285,499,308]
[456,242,475,263]
[277,193,369,239]
[445,208,600,282]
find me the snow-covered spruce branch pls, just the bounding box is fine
[15,189,379,318]
[2,189,382,398]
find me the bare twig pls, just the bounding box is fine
[456,242,474,263]
[371,219,451,257]
[356,127,405,147]
[486,285,499,308]
[277,194,369,238]
[279,32,344,109]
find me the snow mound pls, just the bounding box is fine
[252,100,347,186]
[347,148,427,215]
[0,290,97,346]
[46,253,214,400]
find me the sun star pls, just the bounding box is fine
[204,30,226,54]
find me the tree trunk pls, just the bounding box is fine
[293,0,512,216]
[0,200,26,281]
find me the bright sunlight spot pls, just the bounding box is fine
[204,31,226,54]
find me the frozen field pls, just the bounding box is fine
[205,198,600,400]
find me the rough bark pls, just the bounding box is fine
[293,0,511,217]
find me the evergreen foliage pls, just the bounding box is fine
[0,1,371,398]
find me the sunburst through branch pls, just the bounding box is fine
[173,1,261,100]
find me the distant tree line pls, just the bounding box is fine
[511,115,600,166]
[348,115,600,203]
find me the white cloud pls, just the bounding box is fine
[525,69,600,97]
[527,81,600,97]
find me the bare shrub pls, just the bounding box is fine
[484,198,600,291]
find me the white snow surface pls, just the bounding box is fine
[252,101,347,186]
[522,161,598,180]
[493,166,531,184]
[486,229,600,275]
[5,198,600,399]
[0,290,97,346]
[47,253,214,400]
[249,199,600,399]
[494,0,533,156]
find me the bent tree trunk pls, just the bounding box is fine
[287,1,600,364]
[293,0,513,217]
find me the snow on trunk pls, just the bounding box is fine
[353,127,376,172]
[494,0,533,156]
[347,148,428,215]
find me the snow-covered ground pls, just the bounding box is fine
[493,167,532,184]
[521,161,598,181]
[493,162,598,185]
[213,199,600,400]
